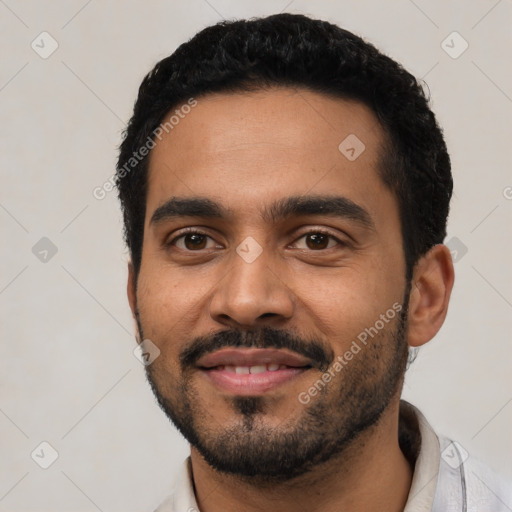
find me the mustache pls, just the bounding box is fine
[180,326,334,371]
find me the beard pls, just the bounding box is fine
[139,291,410,483]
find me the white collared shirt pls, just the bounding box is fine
[154,402,511,511]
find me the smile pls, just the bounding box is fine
[197,348,313,395]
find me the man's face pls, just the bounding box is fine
[132,88,409,480]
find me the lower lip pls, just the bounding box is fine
[199,367,308,395]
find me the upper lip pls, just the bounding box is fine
[197,348,313,369]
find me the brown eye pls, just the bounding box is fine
[172,232,217,251]
[183,233,207,250]
[305,233,330,249]
[293,232,340,250]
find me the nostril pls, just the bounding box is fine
[259,312,278,319]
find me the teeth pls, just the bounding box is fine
[218,364,293,373]
[249,365,267,374]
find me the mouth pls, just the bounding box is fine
[196,348,314,395]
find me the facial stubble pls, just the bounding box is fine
[138,295,410,482]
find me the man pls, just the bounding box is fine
[115,13,510,512]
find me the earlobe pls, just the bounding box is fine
[406,244,455,347]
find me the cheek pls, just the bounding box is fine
[290,264,403,353]
[135,271,188,358]
[138,265,200,318]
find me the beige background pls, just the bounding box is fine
[1,0,511,510]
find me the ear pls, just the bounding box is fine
[407,244,455,347]
[127,261,137,320]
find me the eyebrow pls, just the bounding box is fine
[151,197,224,225]
[150,195,375,230]
[263,195,375,229]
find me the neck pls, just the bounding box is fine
[189,401,413,512]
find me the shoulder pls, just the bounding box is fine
[433,435,512,511]
[401,401,512,512]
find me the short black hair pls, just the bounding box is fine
[116,13,452,279]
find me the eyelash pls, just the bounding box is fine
[166,227,346,250]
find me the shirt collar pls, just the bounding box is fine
[402,401,441,511]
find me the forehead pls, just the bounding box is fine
[146,87,393,225]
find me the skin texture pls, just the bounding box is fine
[127,87,454,512]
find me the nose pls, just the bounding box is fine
[209,248,295,329]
